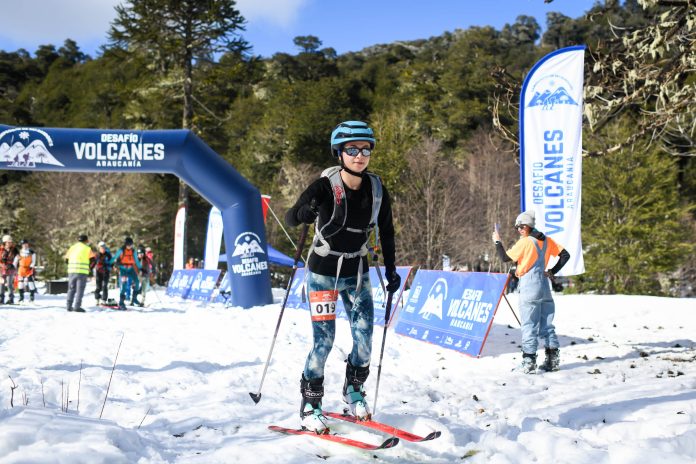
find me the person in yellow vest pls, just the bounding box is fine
[65,234,93,312]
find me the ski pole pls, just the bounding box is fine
[372,289,394,417]
[502,293,521,326]
[249,222,310,404]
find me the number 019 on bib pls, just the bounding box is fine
[309,290,338,321]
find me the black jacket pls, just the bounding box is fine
[286,173,396,278]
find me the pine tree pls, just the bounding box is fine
[581,126,693,294]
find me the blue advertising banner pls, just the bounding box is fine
[167,269,221,301]
[186,270,222,302]
[166,270,195,299]
[394,271,509,357]
[285,266,412,327]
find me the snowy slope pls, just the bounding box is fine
[0,285,694,463]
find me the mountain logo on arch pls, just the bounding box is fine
[0,127,64,168]
[232,232,265,258]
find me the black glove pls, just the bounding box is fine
[385,269,401,293]
[296,202,318,224]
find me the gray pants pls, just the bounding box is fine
[67,273,88,310]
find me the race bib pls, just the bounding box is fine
[309,290,338,321]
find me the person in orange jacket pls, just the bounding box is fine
[17,239,37,303]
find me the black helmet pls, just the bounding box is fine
[19,239,29,245]
[124,236,134,246]
[78,234,88,243]
[137,247,145,254]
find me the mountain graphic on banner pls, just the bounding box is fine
[232,239,264,257]
[528,86,577,109]
[0,140,64,167]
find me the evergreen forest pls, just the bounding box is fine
[0,0,693,296]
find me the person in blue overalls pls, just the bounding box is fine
[285,121,400,433]
[493,211,570,374]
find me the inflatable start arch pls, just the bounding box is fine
[0,125,273,308]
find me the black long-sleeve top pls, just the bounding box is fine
[286,173,396,278]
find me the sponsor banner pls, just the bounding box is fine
[394,271,509,357]
[204,206,224,270]
[166,269,194,298]
[285,266,412,327]
[520,45,585,276]
[166,269,221,301]
[187,270,222,301]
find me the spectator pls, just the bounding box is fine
[91,241,113,305]
[0,235,20,305]
[17,239,37,304]
[65,234,92,312]
[493,211,570,373]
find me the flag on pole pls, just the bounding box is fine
[173,205,186,270]
[519,45,585,276]
[204,206,224,270]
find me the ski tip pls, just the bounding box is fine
[422,430,442,441]
[381,437,400,449]
[249,392,262,404]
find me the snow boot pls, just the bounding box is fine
[118,296,127,311]
[300,374,328,434]
[18,289,24,304]
[519,353,537,374]
[342,362,371,420]
[540,348,560,372]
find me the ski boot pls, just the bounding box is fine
[18,290,24,304]
[342,362,371,420]
[118,296,127,311]
[7,295,14,305]
[539,348,560,372]
[300,374,328,434]
[519,353,537,374]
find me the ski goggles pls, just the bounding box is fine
[343,147,372,157]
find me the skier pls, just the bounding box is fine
[285,121,400,433]
[492,211,570,373]
[91,241,112,305]
[136,247,153,306]
[17,239,37,303]
[0,235,20,305]
[65,234,93,312]
[110,237,141,310]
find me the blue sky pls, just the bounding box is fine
[0,0,597,57]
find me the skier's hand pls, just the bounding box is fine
[386,269,401,293]
[296,202,318,224]
[492,230,501,243]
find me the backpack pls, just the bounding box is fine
[310,166,383,291]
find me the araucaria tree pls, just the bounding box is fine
[109,0,249,258]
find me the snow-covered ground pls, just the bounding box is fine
[0,283,694,463]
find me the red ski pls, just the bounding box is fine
[268,425,399,451]
[325,412,441,442]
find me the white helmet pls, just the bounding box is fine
[2,235,12,243]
